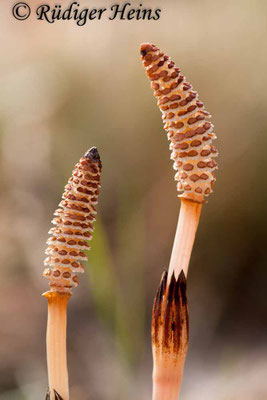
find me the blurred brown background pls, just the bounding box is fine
[0,0,267,399]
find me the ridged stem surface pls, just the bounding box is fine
[44,291,71,400]
[169,198,202,279]
[153,361,184,400]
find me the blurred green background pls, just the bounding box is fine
[0,0,267,399]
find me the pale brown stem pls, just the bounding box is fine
[168,198,202,279]
[43,291,71,400]
[152,357,186,400]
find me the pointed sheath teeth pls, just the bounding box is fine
[45,389,64,400]
[54,390,64,400]
[45,388,50,400]
[140,43,218,203]
[152,270,189,356]
[43,148,102,293]
[152,270,189,400]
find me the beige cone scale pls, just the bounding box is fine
[43,147,102,293]
[140,43,218,203]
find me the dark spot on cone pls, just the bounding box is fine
[84,147,100,162]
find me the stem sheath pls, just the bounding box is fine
[43,291,71,400]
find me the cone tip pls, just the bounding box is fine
[84,146,100,162]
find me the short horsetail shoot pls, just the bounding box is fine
[43,147,102,400]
